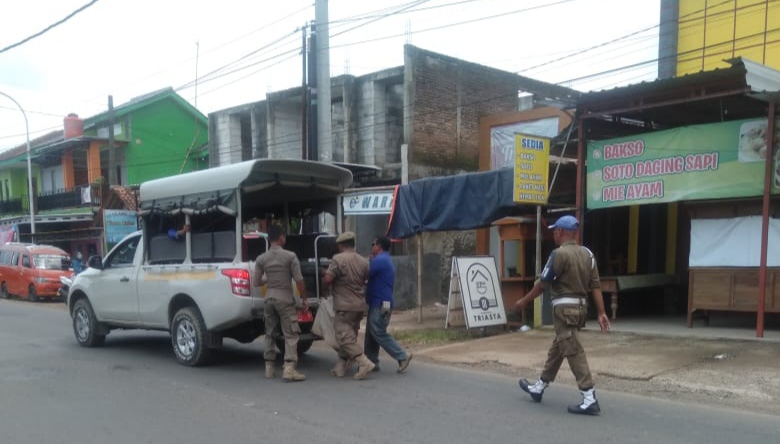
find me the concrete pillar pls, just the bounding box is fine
[87,141,102,183]
[62,150,75,189]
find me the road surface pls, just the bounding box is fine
[0,299,777,444]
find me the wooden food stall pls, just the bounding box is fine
[493,217,553,325]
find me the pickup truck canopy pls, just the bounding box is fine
[139,159,353,214]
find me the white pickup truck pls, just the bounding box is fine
[67,159,351,366]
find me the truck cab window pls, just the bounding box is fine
[106,236,140,268]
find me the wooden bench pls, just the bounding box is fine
[600,273,678,320]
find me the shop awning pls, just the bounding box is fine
[387,168,519,239]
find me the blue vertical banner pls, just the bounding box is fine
[103,210,138,250]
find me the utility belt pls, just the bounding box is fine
[551,296,586,307]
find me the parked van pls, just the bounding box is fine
[0,243,72,301]
[67,159,351,366]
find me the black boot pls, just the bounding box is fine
[518,378,547,402]
[567,388,601,415]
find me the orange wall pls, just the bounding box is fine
[61,150,75,189]
[87,141,102,183]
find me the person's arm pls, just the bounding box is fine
[514,280,544,312]
[514,251,557,312]
[321,259,338,292]
[591,287,611,332]
[252,257,265,288]
[290,257,308,308]
[589,258,611,332]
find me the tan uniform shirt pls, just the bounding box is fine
[326,250,369,312]
[541,240,601,299]
[254,245,303,301]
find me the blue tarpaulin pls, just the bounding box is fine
[387,168,521,239]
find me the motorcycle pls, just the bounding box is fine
[58,274,73,303]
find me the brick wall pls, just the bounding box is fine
[404,45,520,179]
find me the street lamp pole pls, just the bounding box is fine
[0,91,36,241]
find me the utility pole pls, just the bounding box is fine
[315,0,332,162]
[195,42,200,108]
[301,25,308,161]
[108,95,117,186]
[307,20,318,161]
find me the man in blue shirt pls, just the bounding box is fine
[364,236,412,373]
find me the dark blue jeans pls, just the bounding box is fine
[364,306,407,366]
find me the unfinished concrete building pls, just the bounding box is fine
[208,44,578,306]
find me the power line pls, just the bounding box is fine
[517,0,777,75]
[329,0,574,50]
[331,0,432,39]
[559,27,780,85]
[0,0,100,54]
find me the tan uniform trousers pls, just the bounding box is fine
[334,310,364,360]
[540,303,594,390]
[263,297,300,363]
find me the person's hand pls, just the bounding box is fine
[597,313,611,332]
[514,296,528,313]
[381,300,391,315]
[301,297,309,311]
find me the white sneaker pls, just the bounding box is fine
[518,378,548,402]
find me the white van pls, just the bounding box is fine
[67,159,351,366]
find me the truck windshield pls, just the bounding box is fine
[33,254,71,270]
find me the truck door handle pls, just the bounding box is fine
[119,276,130,282]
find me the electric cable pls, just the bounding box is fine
[0,0,100,54]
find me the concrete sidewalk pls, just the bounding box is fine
[388,305,780,415]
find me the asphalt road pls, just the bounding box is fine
[1,299,778,444]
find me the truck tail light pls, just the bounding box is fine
[221,269,251,297]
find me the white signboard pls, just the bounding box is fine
[447,256,507,329]
[343,191,394,215]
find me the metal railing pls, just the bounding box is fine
[0,185,102,217]
[0,198,23,215]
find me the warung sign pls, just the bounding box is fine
[343,190,394,215]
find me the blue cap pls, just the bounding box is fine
[548,215,580,231]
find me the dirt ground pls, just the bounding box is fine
[388,305,780,416]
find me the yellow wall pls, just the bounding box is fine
[677,0,780,75]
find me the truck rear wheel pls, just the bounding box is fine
[171,307,212,367]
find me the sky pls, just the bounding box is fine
[0,0,661,152]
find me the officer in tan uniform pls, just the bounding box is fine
[253,224,307,382]
[515,215,611,415]
[321,231,375,380]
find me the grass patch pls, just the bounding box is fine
[393,328,474,346]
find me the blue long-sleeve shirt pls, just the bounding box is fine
[366,251,395,309]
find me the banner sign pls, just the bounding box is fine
[104,210,138,249]
[513,134,550,204]
[0,224,16,245]
[343,190,394,215]
[587,118,780,209]
[447,256,507,329]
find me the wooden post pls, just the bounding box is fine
[757,103,776,338]
[417,232,423,324]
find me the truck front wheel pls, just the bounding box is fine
[171,307,212,367]
[72,299,106,347]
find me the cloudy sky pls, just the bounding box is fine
[0,0,661,152]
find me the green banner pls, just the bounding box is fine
[587,118,780,209]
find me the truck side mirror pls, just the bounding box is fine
[87,255,103,270]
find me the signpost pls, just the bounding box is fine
[446,256,507,329]
[513,134,550,204]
